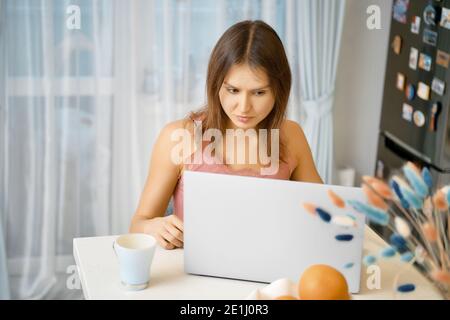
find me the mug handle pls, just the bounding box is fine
[112,240,118,259]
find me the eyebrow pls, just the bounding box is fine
[223,82,270,91]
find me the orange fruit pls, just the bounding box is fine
[274,295,298,300]
[298,264,350,300]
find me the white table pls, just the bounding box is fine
[73,227,443,300]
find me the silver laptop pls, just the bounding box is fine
[183,171,367,293]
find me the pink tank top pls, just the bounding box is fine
[172,120,297,221]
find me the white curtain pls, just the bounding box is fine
[1,0,297,300]
[289,0,346,183]
[0,218,10,299]
[0,0,10,300]
[1,0,121,300]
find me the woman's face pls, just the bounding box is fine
[219,63,275,130]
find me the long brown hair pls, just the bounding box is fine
[191,20,292,163]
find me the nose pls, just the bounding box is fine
[237,93,252,114]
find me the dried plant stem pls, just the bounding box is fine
[362,181,441,270]
[392,256,417,300]
[434,210,450,270]
[447,213,450,253]
[428,195,450,270]
[427,196,448,270]
[392,256,449,300]
[439,213,449,255]
[412,208,428,224]
[360,172,450,299]
[390,204,441,269]
[385,223,436,273]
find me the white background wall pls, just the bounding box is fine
[334,0,393,184]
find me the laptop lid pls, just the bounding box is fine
[183,171,367,293]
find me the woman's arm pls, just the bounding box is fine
[129,120,188,249]
[283,120,324,184]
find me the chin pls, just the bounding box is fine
[231,120,256,130]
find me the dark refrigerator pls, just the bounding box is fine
[374,0,450,237]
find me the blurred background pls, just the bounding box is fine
[0,0,395,299]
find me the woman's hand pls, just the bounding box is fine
[130,120,192,250]
[144,215,184,250]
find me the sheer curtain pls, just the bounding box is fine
[0,0,10,301]
[288,0,346,183]
[1,0,300,300]
[1,0,119,300]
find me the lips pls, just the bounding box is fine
[235,115,254,123]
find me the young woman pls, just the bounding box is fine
[130,20,323,250]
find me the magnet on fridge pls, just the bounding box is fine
[411,16,421,34]
[405,83,416,101]
[437,50,450,68]
[396,73,406,90]
[431,77,446,96]
[409,47,419,69]
[402,103,413,122]
[417,82,431,100]
[392,35,403,55]
[393,0,410,24]
[440,7,450,29]
[423,29,438,46]
[429,102,442,132]
[413,110,426,127]
[423,4,440,26]
[419,53,432,71]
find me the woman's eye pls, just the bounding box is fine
[225,88,265,96]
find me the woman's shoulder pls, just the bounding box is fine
[280,119,308,162]
[162,117,193,131]
[152,118,196,173]
[281,119,305,139]
[161,111,206,136]
[158,117,196,140]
